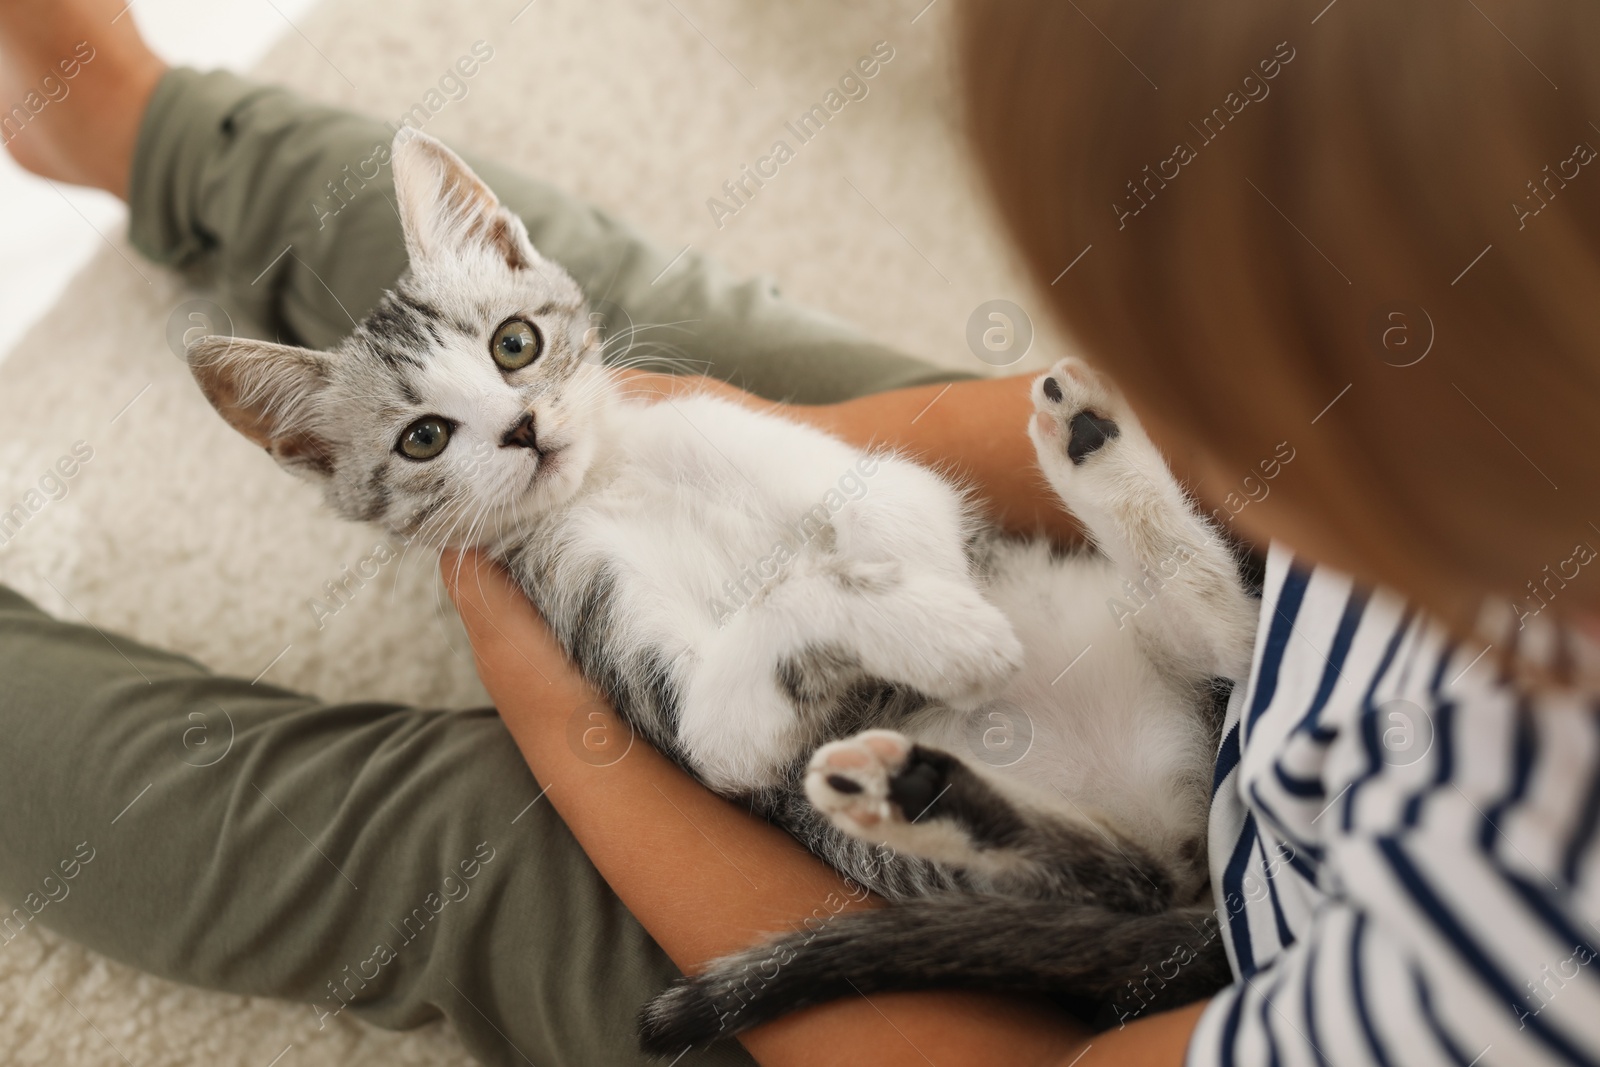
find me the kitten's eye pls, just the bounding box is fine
[397,417,451,461]
[491,318,542,370]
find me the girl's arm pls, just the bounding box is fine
[621,371,1128,545]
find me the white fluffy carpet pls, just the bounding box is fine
[0,0,1067,1061]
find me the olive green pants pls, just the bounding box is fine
[0,69,967,1067]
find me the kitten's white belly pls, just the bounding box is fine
[579,395,911,635]
[574,466,847,641]
[569,396,1212,854]
[907,540,1214,858]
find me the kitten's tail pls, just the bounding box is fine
[636,898,1230,1055]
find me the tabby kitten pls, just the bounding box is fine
[187,132,1257,1052]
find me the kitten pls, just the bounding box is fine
[187,132,1258,1051]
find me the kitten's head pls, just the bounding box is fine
[187,131,609,547]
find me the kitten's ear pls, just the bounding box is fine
[391,130,538,271]
[186,336,337,481]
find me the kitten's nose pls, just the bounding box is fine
[501,412,539,451]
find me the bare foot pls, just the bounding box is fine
[0,0,167,197]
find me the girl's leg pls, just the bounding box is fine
[0,584,752,1067]
[131,67,968,404]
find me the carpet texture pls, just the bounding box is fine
[0,0,1067,1061]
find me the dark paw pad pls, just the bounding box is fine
[1066,410,1121,465]
[886,747,952,820]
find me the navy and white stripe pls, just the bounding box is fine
[1191,544,1600,1067]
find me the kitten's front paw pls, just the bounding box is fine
[887,580,1023,708]
[1030,357,1128,466]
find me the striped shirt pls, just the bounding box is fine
[1189,544,1600,1067]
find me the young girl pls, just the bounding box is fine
[451,2,1600,1063]
[1,0,1595,1064]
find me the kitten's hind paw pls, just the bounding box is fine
[806,729,910,832]
[806,729,957,838]
[1030,357,1129,466]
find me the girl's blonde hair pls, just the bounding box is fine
[960,0,1600,636]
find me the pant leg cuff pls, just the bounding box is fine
[127,67,281,270]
